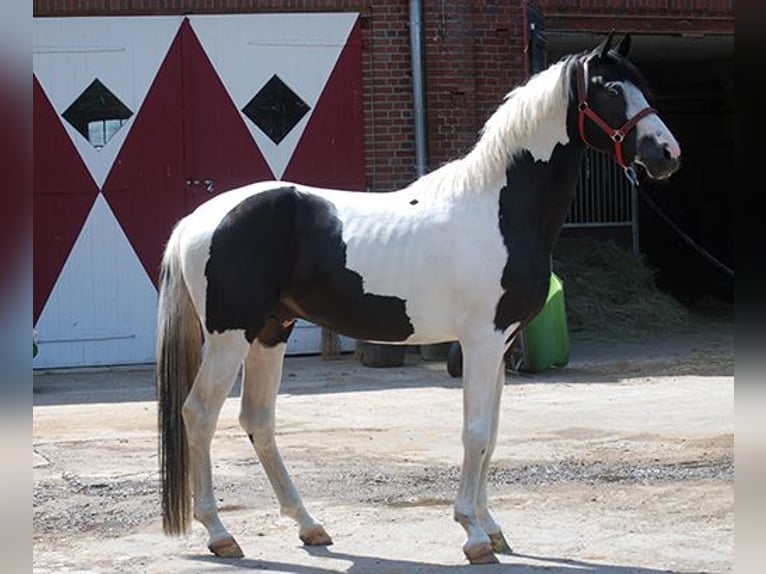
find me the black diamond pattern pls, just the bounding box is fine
[242,75,311,145]
[62,78,133,148]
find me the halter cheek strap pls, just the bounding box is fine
[576,60,656,169]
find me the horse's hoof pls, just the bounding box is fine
[464,542,499,564]
[300,525,333,546]
[489,531,513,555]
[208,536,244,558]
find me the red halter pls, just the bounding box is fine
[576,60,656,169]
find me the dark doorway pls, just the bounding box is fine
[547,32,734,306]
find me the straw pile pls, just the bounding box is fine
[552,237,689,339]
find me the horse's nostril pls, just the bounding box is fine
[663,144,673,160]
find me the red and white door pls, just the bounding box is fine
[34,14,364,368]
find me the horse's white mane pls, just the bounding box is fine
[409,56,575,196]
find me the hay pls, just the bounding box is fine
[552,237,689,339]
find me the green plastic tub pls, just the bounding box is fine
[514,272,570,373]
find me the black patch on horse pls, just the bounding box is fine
[494,146,583,332]
[205,187,414,344]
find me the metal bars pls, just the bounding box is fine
[565,148,634,229]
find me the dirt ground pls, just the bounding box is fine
[33,316,733,574]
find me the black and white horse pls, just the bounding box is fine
[157,33,680,564]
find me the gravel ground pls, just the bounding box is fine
[33,319,733,574]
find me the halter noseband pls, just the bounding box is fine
[576,59,656,169]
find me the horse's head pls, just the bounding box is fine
[575,32,681,180]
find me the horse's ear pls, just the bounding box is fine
[617,34,631,57]
[596,30,615,59]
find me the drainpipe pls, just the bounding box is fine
[522,0,531,79]
[409,0,428,177]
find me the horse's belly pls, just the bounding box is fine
[297,259,498,346]
[337,232,506,344]
[288,269,460,345]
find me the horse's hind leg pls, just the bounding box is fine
[183,331,249,557]
[239,337,332,546]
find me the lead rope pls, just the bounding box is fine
[635,185,734,278]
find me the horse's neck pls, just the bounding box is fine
[444,67,574,198]
[499,132,585,256]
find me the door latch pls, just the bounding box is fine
[186,179,215,193]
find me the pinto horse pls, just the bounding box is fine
[157,33,680,564]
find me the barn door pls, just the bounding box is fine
[33,17,182,368]
[33,14,363,368]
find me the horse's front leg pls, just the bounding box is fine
[454,331,507,564]
[477,362,513,555]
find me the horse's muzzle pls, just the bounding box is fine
[637,134,682,180]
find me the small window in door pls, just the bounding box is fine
[241,74,310,145]
[62,78,133,150]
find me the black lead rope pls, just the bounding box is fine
[635,182,734,279]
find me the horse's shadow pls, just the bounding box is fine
[188,546,681,574]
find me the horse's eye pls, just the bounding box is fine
[606,83,621,98]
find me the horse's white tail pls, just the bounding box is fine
[156,220,201,535]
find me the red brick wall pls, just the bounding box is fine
[422,1,527,170]
[360,1,415,190]
[535,0,734,35]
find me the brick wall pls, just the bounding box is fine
[422,1,527,170]
[535,0,734,35]
[360,1,415,190]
